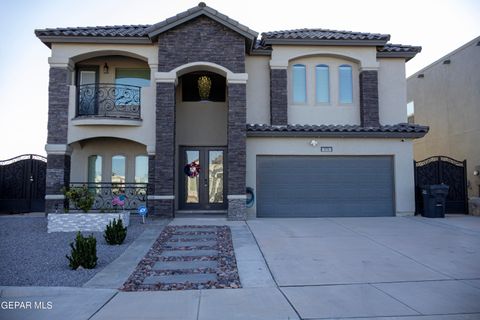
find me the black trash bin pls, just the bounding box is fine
[421,184,449,218]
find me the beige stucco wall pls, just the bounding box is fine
[70,137,147,182]
[407,37,480,197]
[287,56,360,125]
[246,137,415,218]
[378,58,408,124]
[245,56,270,124]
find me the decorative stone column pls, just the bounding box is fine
[148,81,176,217]
[227,82,247,220]
[45,66,72,213]
[270,68,288,125]
[359,70,380,127]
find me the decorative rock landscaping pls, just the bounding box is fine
[121,225,241,291]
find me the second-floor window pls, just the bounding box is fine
[339,64,353,104]
[292,64,306,104]
[315,64,330,104]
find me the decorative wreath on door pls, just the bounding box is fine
[184,161,201,178]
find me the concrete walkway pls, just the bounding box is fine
[1,215,479,319]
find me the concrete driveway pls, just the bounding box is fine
[248,215,480,319]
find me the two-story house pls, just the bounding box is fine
[35,2,427,220]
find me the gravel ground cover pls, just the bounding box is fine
[122,225,241,291]
[0,216,147,287]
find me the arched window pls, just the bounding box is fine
[111,155,126,183]
[315,64,330,103]
[87,155,102,183]
[292,64,306,104]
[339,64,353,104]
[135,155,148,183]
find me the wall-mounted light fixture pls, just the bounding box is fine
[103,62,109,74]
[310,140,318,147]
[474,170,479,176]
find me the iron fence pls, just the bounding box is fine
[69,182,148,212]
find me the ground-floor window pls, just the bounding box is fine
[135,155,148,183]
[87,155,102,183]
[111,155,126,183]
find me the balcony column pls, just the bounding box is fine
[44,61,73,213]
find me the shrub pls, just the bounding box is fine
[104,218,127,245]
[63,186,95,213]
[66,232,97,270]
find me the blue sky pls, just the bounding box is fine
[0,0,479,159]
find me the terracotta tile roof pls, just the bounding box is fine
[247,123,429,138]
[34,25,150,38]
[261,28,390,44]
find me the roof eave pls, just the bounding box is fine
[246,131,428,139]
[263,38,389,46]
[36,36,152,48]
[376,51,419,61]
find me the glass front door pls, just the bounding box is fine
[179,147,227,210]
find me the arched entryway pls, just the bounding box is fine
[175,70,228,213]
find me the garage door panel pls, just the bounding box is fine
[256,156,394,217]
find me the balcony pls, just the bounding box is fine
[74,83,142,125]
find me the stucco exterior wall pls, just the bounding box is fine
[70,137,147,182]
[407,38,480,197]
[378,58,407,124]
[245,55,270,124]
[287,56,361,125]
[246,137,415,218]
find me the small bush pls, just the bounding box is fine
[63,186,95,213]
[104,218,127,245]
[66,232,97,270]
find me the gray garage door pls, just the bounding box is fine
[256,156,394,217]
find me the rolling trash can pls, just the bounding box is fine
[421,184,449,218]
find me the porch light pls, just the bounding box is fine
[103,62,109,74]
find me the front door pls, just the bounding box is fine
[179,147,227,210]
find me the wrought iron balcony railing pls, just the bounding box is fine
[69,182,148,212]
[77,83,141,119]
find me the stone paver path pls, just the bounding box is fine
[121,225,241,291]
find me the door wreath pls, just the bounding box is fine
[184,161,200,178]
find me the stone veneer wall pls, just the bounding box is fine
[270,69,288,125]
[155,16,247,219]
[359,70,380,127]
[227,83,247,220]
[45,67,71,213]
[47,212,130,233]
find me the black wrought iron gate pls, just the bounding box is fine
[414,156,468,214]
[0,154,47,213]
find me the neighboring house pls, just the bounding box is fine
[407,36,480,199]
[35,2,426,220]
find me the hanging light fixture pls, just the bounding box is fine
[103,62,109,74]
[198,75,212,100]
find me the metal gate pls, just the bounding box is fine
[414,156,468,214]
[0,154,47,213]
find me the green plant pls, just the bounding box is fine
[66,232,97,270]
[63,186,95,213]
[104,218,127,245]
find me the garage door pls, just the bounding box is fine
[256,156,394,217]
